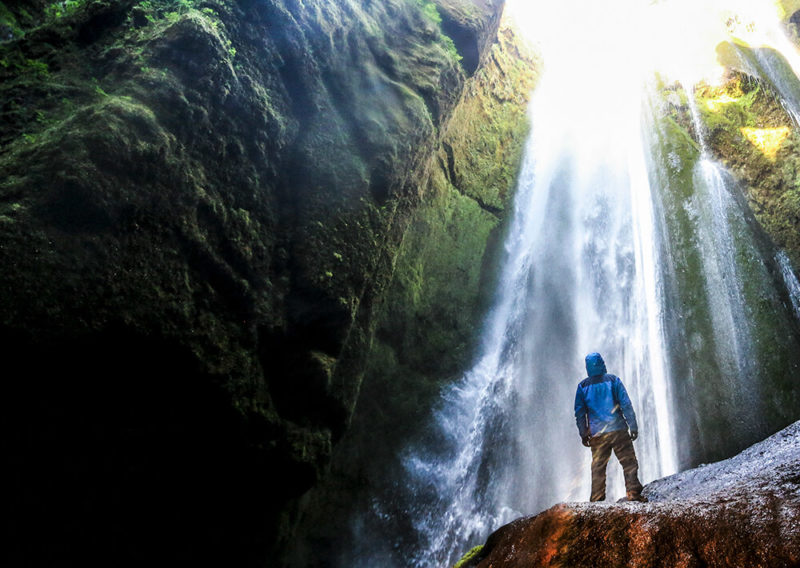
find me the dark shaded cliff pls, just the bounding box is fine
[459,420,800,568]
[0,0,513,564]
[286,16,539,566]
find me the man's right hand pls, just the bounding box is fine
[581,435,591,447]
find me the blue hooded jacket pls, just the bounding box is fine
[574,352,638,439]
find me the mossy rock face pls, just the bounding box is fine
[287,17,540,566]
[649,75,800,467]
[691,73,800,455]
[691,70,800,270]
[777,0,800,21]
[0,0,51,40]
[365,10,539,469]
[367,18,539,394]
[0,0,506,562]
[453,544,485,568]
[433,0,502,74]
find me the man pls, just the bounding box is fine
[574,352,645,502]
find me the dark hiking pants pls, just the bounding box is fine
[589,429,643,501]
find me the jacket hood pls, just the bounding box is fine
[585,352,607,376]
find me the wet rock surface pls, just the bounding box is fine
[466,421,800,567]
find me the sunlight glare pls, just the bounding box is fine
[504,0,800,87]
[740,126,791,159]
[704,93,741,112]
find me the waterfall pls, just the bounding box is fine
[397,4,680,566]
[681,89,759,391]
[720,0,800,126]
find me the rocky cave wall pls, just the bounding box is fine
[0,0,517,563]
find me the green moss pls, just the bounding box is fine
[0,0,512,560]
[453,544,483,568]
[647,84,734,458]
[136,0,198,20]
[414,0,462,64]
[340,16,538,500]
[776,0,800,20]
[417,0,442,24]
[44,0,88,21]
[440,23,540,208]
[693,74,800,431]
[695,77,761,135]
[18,58,49,77]
[0,2,23,39]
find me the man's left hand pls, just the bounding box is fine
[630,430,638,441]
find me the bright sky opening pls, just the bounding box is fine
[504,0,800,87]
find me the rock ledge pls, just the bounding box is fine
[465,421,800,567]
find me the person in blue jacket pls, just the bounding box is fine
[574,352,645,502]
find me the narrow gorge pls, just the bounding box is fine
[2,0,800,567]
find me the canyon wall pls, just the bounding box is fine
[0,0,527,563]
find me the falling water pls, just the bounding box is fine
[720,0,800,125]
[776,250,800,321]
[682,90,759,389]
[398,3,679,566]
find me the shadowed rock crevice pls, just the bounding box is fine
[440,13,480,74]
[3,326,276,567]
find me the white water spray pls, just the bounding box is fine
[400,3,682,566]
[682,89,759,381]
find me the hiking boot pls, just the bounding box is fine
[617,493,648,503]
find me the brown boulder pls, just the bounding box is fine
[467,421,800,568]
